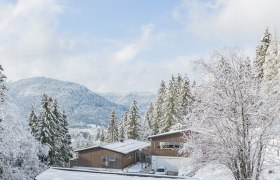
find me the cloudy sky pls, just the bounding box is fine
[0,0,279,92]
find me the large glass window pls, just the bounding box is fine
[159,142,182,149]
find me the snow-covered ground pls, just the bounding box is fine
[124,162,149,173]
[261,166,280,180]
[36,164,280,180]
[192,165,233,180]
[192,164,280,180]
[36,168,197,180]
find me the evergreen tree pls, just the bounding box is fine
[52,100,73,167]
[141,103,154,140]
[127,100,141,139]
[254,28,271,80]
[52,100,64,166]
[178,75,191,118]
[100,129,105,142]
[153,81,166,134]
[106,110,118,143]
[0,65,7,104]
[37,94,56,165]
[119,112,128,141]
[60,112,73,166]
[262,32,280,94]
[28,106,39,139]
[161,78,177,133]
[96,129,101,141]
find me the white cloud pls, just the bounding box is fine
[114,24,155,63]
[174,0,280,40]
[0,0,198,93]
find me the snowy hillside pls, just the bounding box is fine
[100,92,155,114]
[8,77,128,127]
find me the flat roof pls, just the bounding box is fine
[75,139,150,154]
[148,129,189,139]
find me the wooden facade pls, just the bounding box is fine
[70,146,139,169]
[149,130,189,157]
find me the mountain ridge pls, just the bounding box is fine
[8,77,128,127]
[8,77,155,127]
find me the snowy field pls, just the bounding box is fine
[36,168,198,180]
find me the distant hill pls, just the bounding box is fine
[99,92,156,115]
[8,77,128,127]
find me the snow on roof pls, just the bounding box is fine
[148,129,189,139]
[102,139,150,154]
[75,139,150,154]
[74,145,100,152]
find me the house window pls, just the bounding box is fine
[159,142,182,150]
[101,156,107,162]
[108,156,116,161]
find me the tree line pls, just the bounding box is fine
[104,73,193,143]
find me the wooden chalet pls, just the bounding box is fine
[70,139,150,169]
[148,129,191,172]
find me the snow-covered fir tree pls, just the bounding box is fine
[0,65,6,103]
[106,110,118,143]
[119,112,128,141]
[127,100,141,140]
[254,28,272,80]
[52,100,73,167]
[29,106,39,139]
[140,103,154,140]
[161,76,177,133]
[100,129,105,142]
[61,112,73,166]
[178,75,191,117]
[152,81,166,135]
[37,94,57,165]
[262,31,280,94]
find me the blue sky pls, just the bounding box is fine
[0,0,279,92]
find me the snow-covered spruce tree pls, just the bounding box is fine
[178,75,192,117]
[262,32,280,94]
[29,106,39,139]
[254,28,271,80]
[106,110,118,143]
[37,94,57,165]
[52,100,73,167]
[0,65,6,104]
[127,100,141,140]
[160,76,178,133]
[153,81,166,135]
[182,48,280,180]
[60,112,73,166]
[119,112,128,141]
[0,65,46,180]
[100,129,105,142]
[140,103,154,140]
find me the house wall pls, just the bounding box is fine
[70,147,138,169]
[150,133,186,157]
